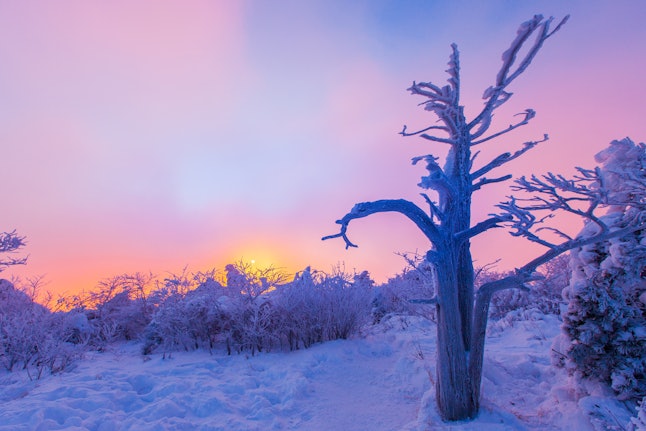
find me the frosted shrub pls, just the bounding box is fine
[142,264,373,356]
[319,271,372,340]
[0,279,80,378]
[373,261,436,322]
[220,263,283,355]
[224,295,278,355]
[560,139,646,401]
[273,268,324,350]
[54,309,96,345]
[90,274,155,342]
[275,268,373,350]
[143,276,229,355]
[530,255,570,316]
[484,255,569,321]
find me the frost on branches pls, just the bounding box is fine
[559,138,646,401]
[0,230,27,272]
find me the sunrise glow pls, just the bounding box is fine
[2,1,645,296]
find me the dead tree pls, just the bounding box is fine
[323,15,645,421]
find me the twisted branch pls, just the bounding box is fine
[322,199,442,249]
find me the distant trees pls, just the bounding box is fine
[324,15,645,421]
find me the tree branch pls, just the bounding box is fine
[322,199,442,249]
[468,15,569,139]
[471,136,547,181]
[520,214,644,275]
[0,230,28,272]
[405,45,464,141]
[400,124,450,138]
[413,155,456,199]
[472,174,513,192]
[419,133,457,144]
[471,109,536,146]
[454,214,513,243]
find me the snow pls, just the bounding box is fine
[0,315,635,430]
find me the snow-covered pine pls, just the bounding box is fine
[560,138,646,401]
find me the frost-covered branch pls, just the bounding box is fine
[454,214,513,243]
[497,138,646,272]
[322,199,441,249]
[400,124,450,138]
[497,197,561,248]
[405,44,463,144]
[0,230,27,272]
[471,109,536,146]
[468,15,569,139]
[505,172,608,234]
[472,175,513,192]
[471,136,547,182]
[421,193,445,223]
[413,155,455,199]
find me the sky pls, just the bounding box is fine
[1,0,645,296]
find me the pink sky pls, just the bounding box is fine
[2,1,645,296]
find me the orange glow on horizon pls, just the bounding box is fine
[2,2,644,302]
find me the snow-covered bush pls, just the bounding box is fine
[530,254,571,316]
[89,273,155,342]
[216,263,284,355]
[142,264,374,356]
[483,254,570,321]
[559,139,646,401]
[0,279,81,379]
[372,260,436,322]
[317,270,373,340]
[142,273,229,355]
[275,268,373,350]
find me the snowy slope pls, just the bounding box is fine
[0,315,635,430]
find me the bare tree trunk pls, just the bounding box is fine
[434,251,478,420]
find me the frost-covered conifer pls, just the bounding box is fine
[561,138,646,400]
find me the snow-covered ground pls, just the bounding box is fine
[0,314,635,430]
